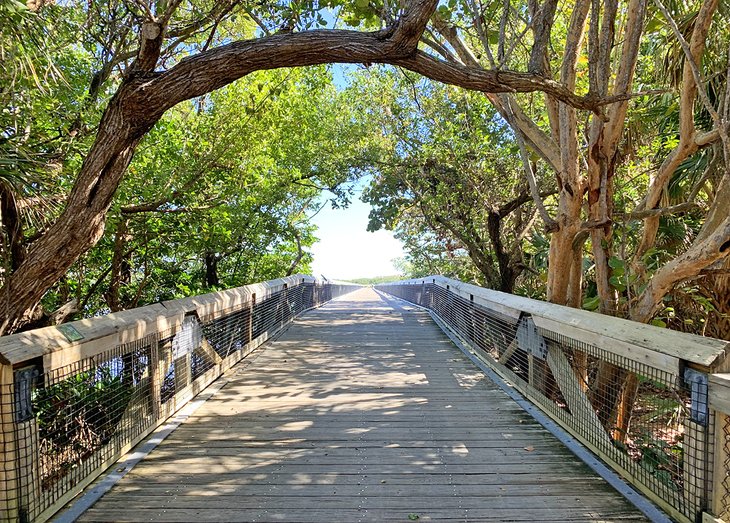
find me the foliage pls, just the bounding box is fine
[32,362,134,488]
[2,0,730,341]
[41,66,377,316]
[33,365,132,451]
[348,274,402,285]
[353,71,546,292]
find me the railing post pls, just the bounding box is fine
[149,335,162,422]
[172,321,193,403]
[0,364,39,523]
[682,369,710,515]
[249,294,256,342]
[709,373,730,521]
[683,418,709,514]
[517,316,549,394]
[711,411,730,519]
[467,294,475,344]
[0,363,19,523]
[280,284,288,327]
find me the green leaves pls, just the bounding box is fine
[352,70,536,291]
[582,295,601,311]
[0,0,29,15]
[63,66,374,315]
[607,256,640,293]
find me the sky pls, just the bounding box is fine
[307,63,405,281]
[308,189,405,281]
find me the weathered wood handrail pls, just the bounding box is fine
[377,276,730,523]
[0,274,316,371]
[0,275,360,523]
[387,275,730,374]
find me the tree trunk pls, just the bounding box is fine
[106,219,132,312]
[487,209,522,293]
[546,0,590,305]
[0,181,26,272]
[285,229,304,277]
[204,252,220,288]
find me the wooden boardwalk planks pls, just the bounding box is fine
[77,288,647,522]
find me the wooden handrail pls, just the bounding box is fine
[379,276,730,523]
[0,274,359,523]
[0,274,318,372]
[382,275,730,374]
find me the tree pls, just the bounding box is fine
[0,0,605,333]
[419,0,729,324]
[43,65,371,316]
[417,0,730,440]
[358,73,550,292]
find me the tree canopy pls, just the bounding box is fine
[2,0,729,342]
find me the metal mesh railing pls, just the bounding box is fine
[23,338,156,520]
[377,281,714,523]
[0,278,358,523]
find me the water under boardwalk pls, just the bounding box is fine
[77,287,647,522]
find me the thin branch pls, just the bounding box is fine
[516,132,556,228]
[618,201,700,220]
[654,0,720,125]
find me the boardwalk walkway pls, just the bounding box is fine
[77,288,647,522]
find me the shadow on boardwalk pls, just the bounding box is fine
[77,288,647,522]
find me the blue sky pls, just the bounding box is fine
[309,186,404,280]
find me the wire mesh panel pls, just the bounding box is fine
[0,278,359,523]
[202,305,253,360]
[9,337,155,522]
[378,281,715,523]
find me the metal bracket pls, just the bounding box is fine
[516,316,548,360]
[684,367,709,426]
[14,366,39,422]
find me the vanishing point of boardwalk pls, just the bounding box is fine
[77,288,646,522]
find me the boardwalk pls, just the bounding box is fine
[77,288,647,522]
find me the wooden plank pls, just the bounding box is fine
[107,481,630,496]
[78,507,647,522]
[81,494,644,510]
[546,344,613,449]
[534,315,680,376]
[110,472,615,487]
[16,419,41,520]
[703,512,728,523]
[0,274,318,369]
[498,338,518,364]
[711,411,730,519]
[198,339,223,365]
[76,288,647,523]
[26,304,178,371]
[710,374,730,415]
[682,419,708,515]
